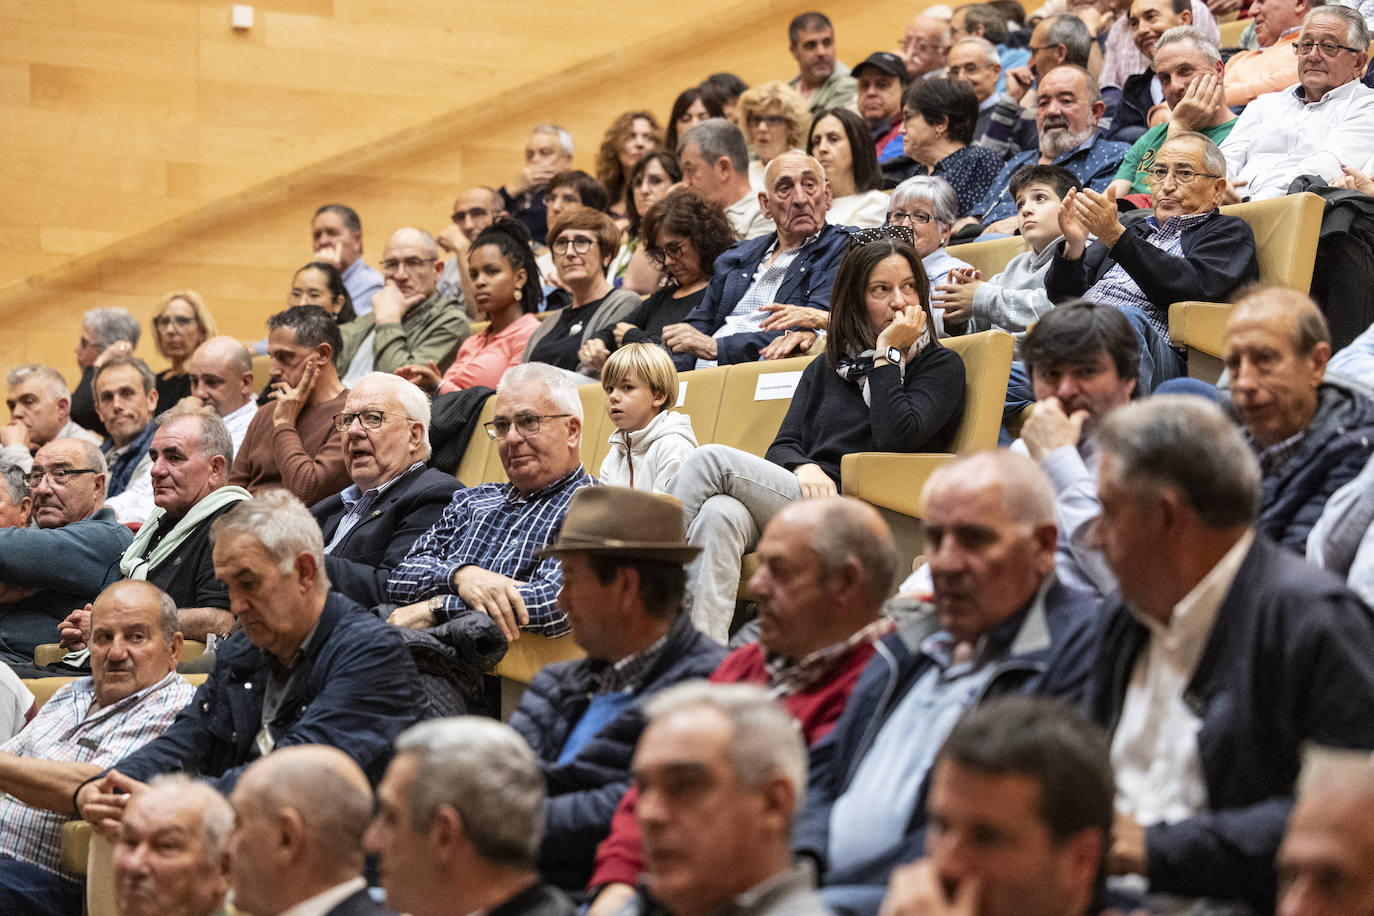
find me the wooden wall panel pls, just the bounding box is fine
[0,0,926,377]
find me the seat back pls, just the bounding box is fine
[454,395,498,485]
[711,354,818,457]
[1218,192,1325,292]
[1218,17,1248,47]
[947,235,1029,280]
[577,381,610,475]
[251,354,272,395]
[940,330,1016,453]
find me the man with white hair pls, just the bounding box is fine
[310,372,460,608]
[946,37,1015,143]
[71,307,141,437]
[388,362,593,639]
[3,364,100,472]
[113,774,234,916]
[501,125,575,244]
[184,336,258,455]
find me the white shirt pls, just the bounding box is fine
[221,400,259,457]
[0,661,32,743]
[275,877,368,916]
[726,191,776,240]
[1220,79,1374,199]
[827,190,890,229]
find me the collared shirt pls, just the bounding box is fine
[341,258,383,317]
[590,633,669,695]
[1100,1,1220,89]
[1221,78,1374,200]
[1254,429,1307,478]
[324,462,423,554]
[1222,27,1303,107]
[0,672,196,877]
[221,400,259,457]
[697,232,820,369]
[719,860,827,916]
[725,192,775,241]
[277,877,367,916]
[765,617,894,696]
[259,616,324,758]
[104,421,158,525]
[789,63,857,113]
[387,467,593,635]
[1085,210,1215,335]
[1112,529,1255,830]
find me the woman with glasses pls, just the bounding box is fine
[524,207,640,377]
[607,151,683,295]
[579,189,736,373]
[807,107,889,229]
[668,231,967,640]
[595,111,663,224]
[533,170,609,302]
[888,176,974,337]
[150,290,217,413]
[900,78,1002,219]
[737,82,811,190]
[397,219,545,394]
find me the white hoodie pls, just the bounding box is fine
[598,410,699,494]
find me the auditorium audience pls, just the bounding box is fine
[1221,0,1313,106]
[950,1,1030,91]
[678,118,775,240]
[436,186,503,315]
[532,169,609,298]
[988,14,1097,156]
[807,107,890,228]
[95,354,159,524]
[184,336,259,455]
[2,363,100,474]
[739,82,812,189]
[0,581,195,916]
[787,11,858,113]
[851,52,911,165]
[945,37,1017,145]
[501,124,575,244]
[607,150,680,293]
[112,774,233,916]
[311,204,383,317]
[387,363,593,638]
[229,305,351,504]
[1087,395,1374,913]
[670,233,964,640]
[71,307,141,438]
[595,111,661,223]
[310,372,459,608]
[149,291,214,414]
[664,86,724,153]
[1100,0,1218,94]
[1107,0,1201,143]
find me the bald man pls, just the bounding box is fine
[1223,288,1374,552]
[437,187,505,315]
[114,775,233,916]
[229,746,391,916]
[337,227,471,386]
[185,336,258,455]
[1278,749,1374,915]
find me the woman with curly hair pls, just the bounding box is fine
[579,188,736,372]
[664,87,726,152]
[608,151,683,294]
[736,81,810,189]
[595,111,662,223]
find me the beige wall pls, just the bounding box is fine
[0,0,920,380]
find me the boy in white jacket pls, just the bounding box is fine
[598,343,698,494]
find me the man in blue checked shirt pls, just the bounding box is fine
[386,362,593,640]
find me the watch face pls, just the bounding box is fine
[886,346,903,364]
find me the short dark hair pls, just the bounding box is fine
[470,218,545,315]
[93,354,156,397]
[906,77,981,146]
[957,3,1012,43]
[296,261,356,324]
[1022,299,1139,393]
[807,107,883,193]
[585,554,686,618]
[789,11,833,45]
[827,238,941,362]
[267,305,344,359]
[641,189,737,280]
[701,72,748,101]
[313,204,361,233]
[547,170,609,214]
[935,696,1114,848]
[625,151,684,238]
[1007,163,1081,202]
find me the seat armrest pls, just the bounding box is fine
[1168,300,1231,358]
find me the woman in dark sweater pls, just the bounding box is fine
[669,231,967,640]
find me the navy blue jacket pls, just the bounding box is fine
[677,222,850,370]
[794,577,1099,886]
[112,591,427,791]
[509,612,726,891]
[311,465,462,607]
[1086,535,1374,911]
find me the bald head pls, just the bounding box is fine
[924,450,1057,528]
[188,336,255,418]
[1279,749,1374,916]
[789,496,898,608]
[762,152,833,248]
[114,775,233,916]
[383,227,444,303]
[1224,288,1331,447]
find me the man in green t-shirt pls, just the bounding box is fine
[1109,26,1239,199]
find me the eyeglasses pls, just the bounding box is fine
[552,237,596,257]
[646,241,690,265]
[847,225,916,248]
[1028,44,1062,53]
[26,467,97,488]
[153,315,196,329]
[887,210,935,226]
[332,410,413,432]
[484,413,573,439]
[379,257,437,273]
[1292,39,1362,58]
[899,38,945,53]
[946,62,990,76]
[1144,165,1220,185]
[452,207,492,223]
[745,114,790,128]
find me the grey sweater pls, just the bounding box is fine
[966,239,1058,356]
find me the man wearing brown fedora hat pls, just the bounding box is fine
[507,486,727,895]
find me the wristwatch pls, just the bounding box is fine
[427,596,445,615]
[883,345,903,366]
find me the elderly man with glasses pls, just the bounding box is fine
[1046,131,1259,384]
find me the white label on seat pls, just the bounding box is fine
[676,381,688,407]
[754,371,803,401]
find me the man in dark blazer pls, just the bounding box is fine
[311,372,461,608]
[1087,396,1374,914]
[228,746,395,916]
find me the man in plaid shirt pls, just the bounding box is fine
[387,362,593,640]
[0,580,195,916]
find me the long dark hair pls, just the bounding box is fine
[665,87,726,151]
[625,151,683,239]
[297,261,356,324]
[826,238,940,364]
[807,108,883,194]
[470,218,544,314]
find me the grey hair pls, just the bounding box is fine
[389,227,440,260]
[141,774,235,864]
[6,364,69,402]
[92,580,180,646]
[644,682,808,814]
[1161,131,1228,179]
[209,489,329,591]
[532,123,574,157]
[53,438,108,478]
[891,175,960,229]
[680,118,750,175]
[498,362,583,420]
[953,35,1002,66]
[1152,25,1222,66]
[394,717,546,867]
[354,372,433,460]
[82,308,141,349]
[924,449,1057,528]
[1045,13,1094,66]
[0,462,28,507]
[92,354,156,397]
[809,498,899,607]
[1306,5,1370,51]
[156,404,235,473]
[1095,395,1260,528]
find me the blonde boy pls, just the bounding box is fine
[598,343,698,494]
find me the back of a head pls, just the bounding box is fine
[209,488,328,588]
[961,3,1012,43]
[681,118,749,175]
[1046,14,1093,67]
[83,307,142,350]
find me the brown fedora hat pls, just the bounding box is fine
[538,486,701,562]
